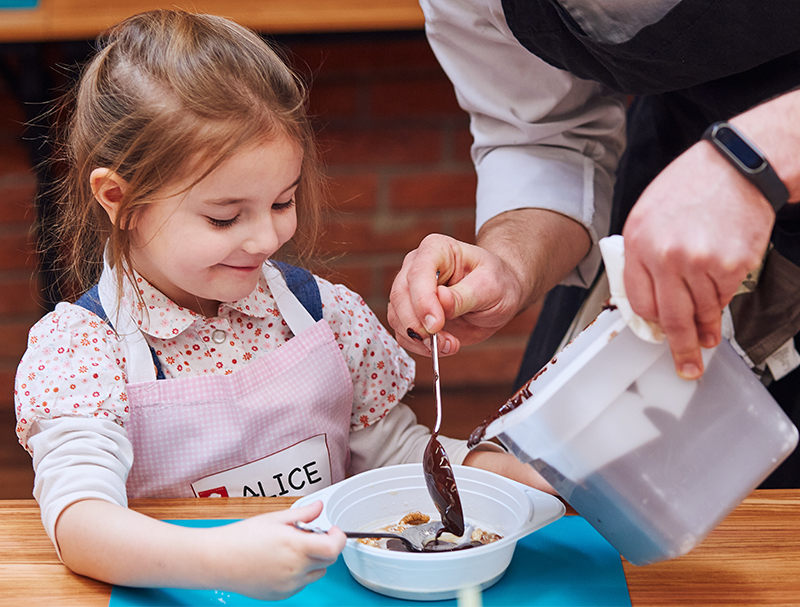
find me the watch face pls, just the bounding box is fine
[715,126,764,171]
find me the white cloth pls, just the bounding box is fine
[599,234,800,380]
[421,0,627,287]
[599,235,665,343]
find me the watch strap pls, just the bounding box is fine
[702,121,788,213]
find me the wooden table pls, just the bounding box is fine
[2,490,800,605]
[0,0,424,42]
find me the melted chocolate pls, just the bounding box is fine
[423,434,465,537]
[385,537,484,553]
[467,379,535,449]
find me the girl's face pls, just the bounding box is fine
[129,135,302,316]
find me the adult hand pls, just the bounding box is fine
[388,210,592,357]
[622,138,775,379]
[387,234,526,357]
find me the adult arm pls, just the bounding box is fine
[389,0,625,355]
[622,88,800,379]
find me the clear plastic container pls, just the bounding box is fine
[483,308,799,565]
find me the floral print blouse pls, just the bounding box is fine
[15,266,415,451]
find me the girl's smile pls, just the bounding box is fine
[128,135,302,316]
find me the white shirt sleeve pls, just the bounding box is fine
[347,403,502,476]
[26,417,133,558]
[421,0,628,287]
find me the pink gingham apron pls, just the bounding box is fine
[97,263,353,498]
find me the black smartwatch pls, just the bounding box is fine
[702,121,788,213]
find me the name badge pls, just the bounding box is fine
[191,434,332,498]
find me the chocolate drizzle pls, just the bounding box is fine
[467,363,554,449]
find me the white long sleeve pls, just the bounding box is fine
[26,417,133,556]
[421,0,627,286]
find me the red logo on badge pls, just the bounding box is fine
[198,486,229,498]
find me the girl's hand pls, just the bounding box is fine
[202,501,346,601]
[56,498,345,601]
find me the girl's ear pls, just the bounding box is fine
[90,168,129,226]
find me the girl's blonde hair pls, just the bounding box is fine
[48,10,324,300]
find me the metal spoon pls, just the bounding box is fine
[422,330,465,537]
[294,520,475,553]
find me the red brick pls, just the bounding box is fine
[327,173,379,212]
[453,127,474,163]
[313,263,373,299]
[0,93,26,138]
[390,171,477,211]
[0,182,37,224]
[450,216,477,243]
[0,367,16,407]
[370,77,461,118]
[0,320,35,364]
[411,340,527,388]
[318,126,443,166]
[319,216,442,256]
[0,232,37,271]
[0,280,46,316]
[0,145,33,176]
[308,79,361,120]
[288,35,439,75]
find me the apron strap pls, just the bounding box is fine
[76,260,322,383]
[269,260,323,322]
[96,263,159,384]
[264,262,319,336]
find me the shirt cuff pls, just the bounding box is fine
[476,145,612,288]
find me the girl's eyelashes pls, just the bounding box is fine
[273,198,295,212]
[207,215,240,228]
[206,198,294,227]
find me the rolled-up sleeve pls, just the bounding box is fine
[421,0,627,286]
[27,417,133,557]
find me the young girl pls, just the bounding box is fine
[14,10,549,601]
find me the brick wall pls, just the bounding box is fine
[0,31,540,498]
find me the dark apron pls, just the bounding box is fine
[504,0,800,487]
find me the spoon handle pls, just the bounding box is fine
[431,332,442,434]
[293,522,420,551]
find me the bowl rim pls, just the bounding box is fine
[292,463,565,561]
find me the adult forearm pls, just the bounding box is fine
[476,207,592,312]
[731,88,800,202]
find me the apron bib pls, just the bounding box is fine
[96,262,354,498]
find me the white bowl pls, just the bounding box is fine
[292,463,565,601]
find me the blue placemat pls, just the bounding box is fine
[110,516,630,606]
[0,1,38,8]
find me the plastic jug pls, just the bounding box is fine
[482,308,798,565]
